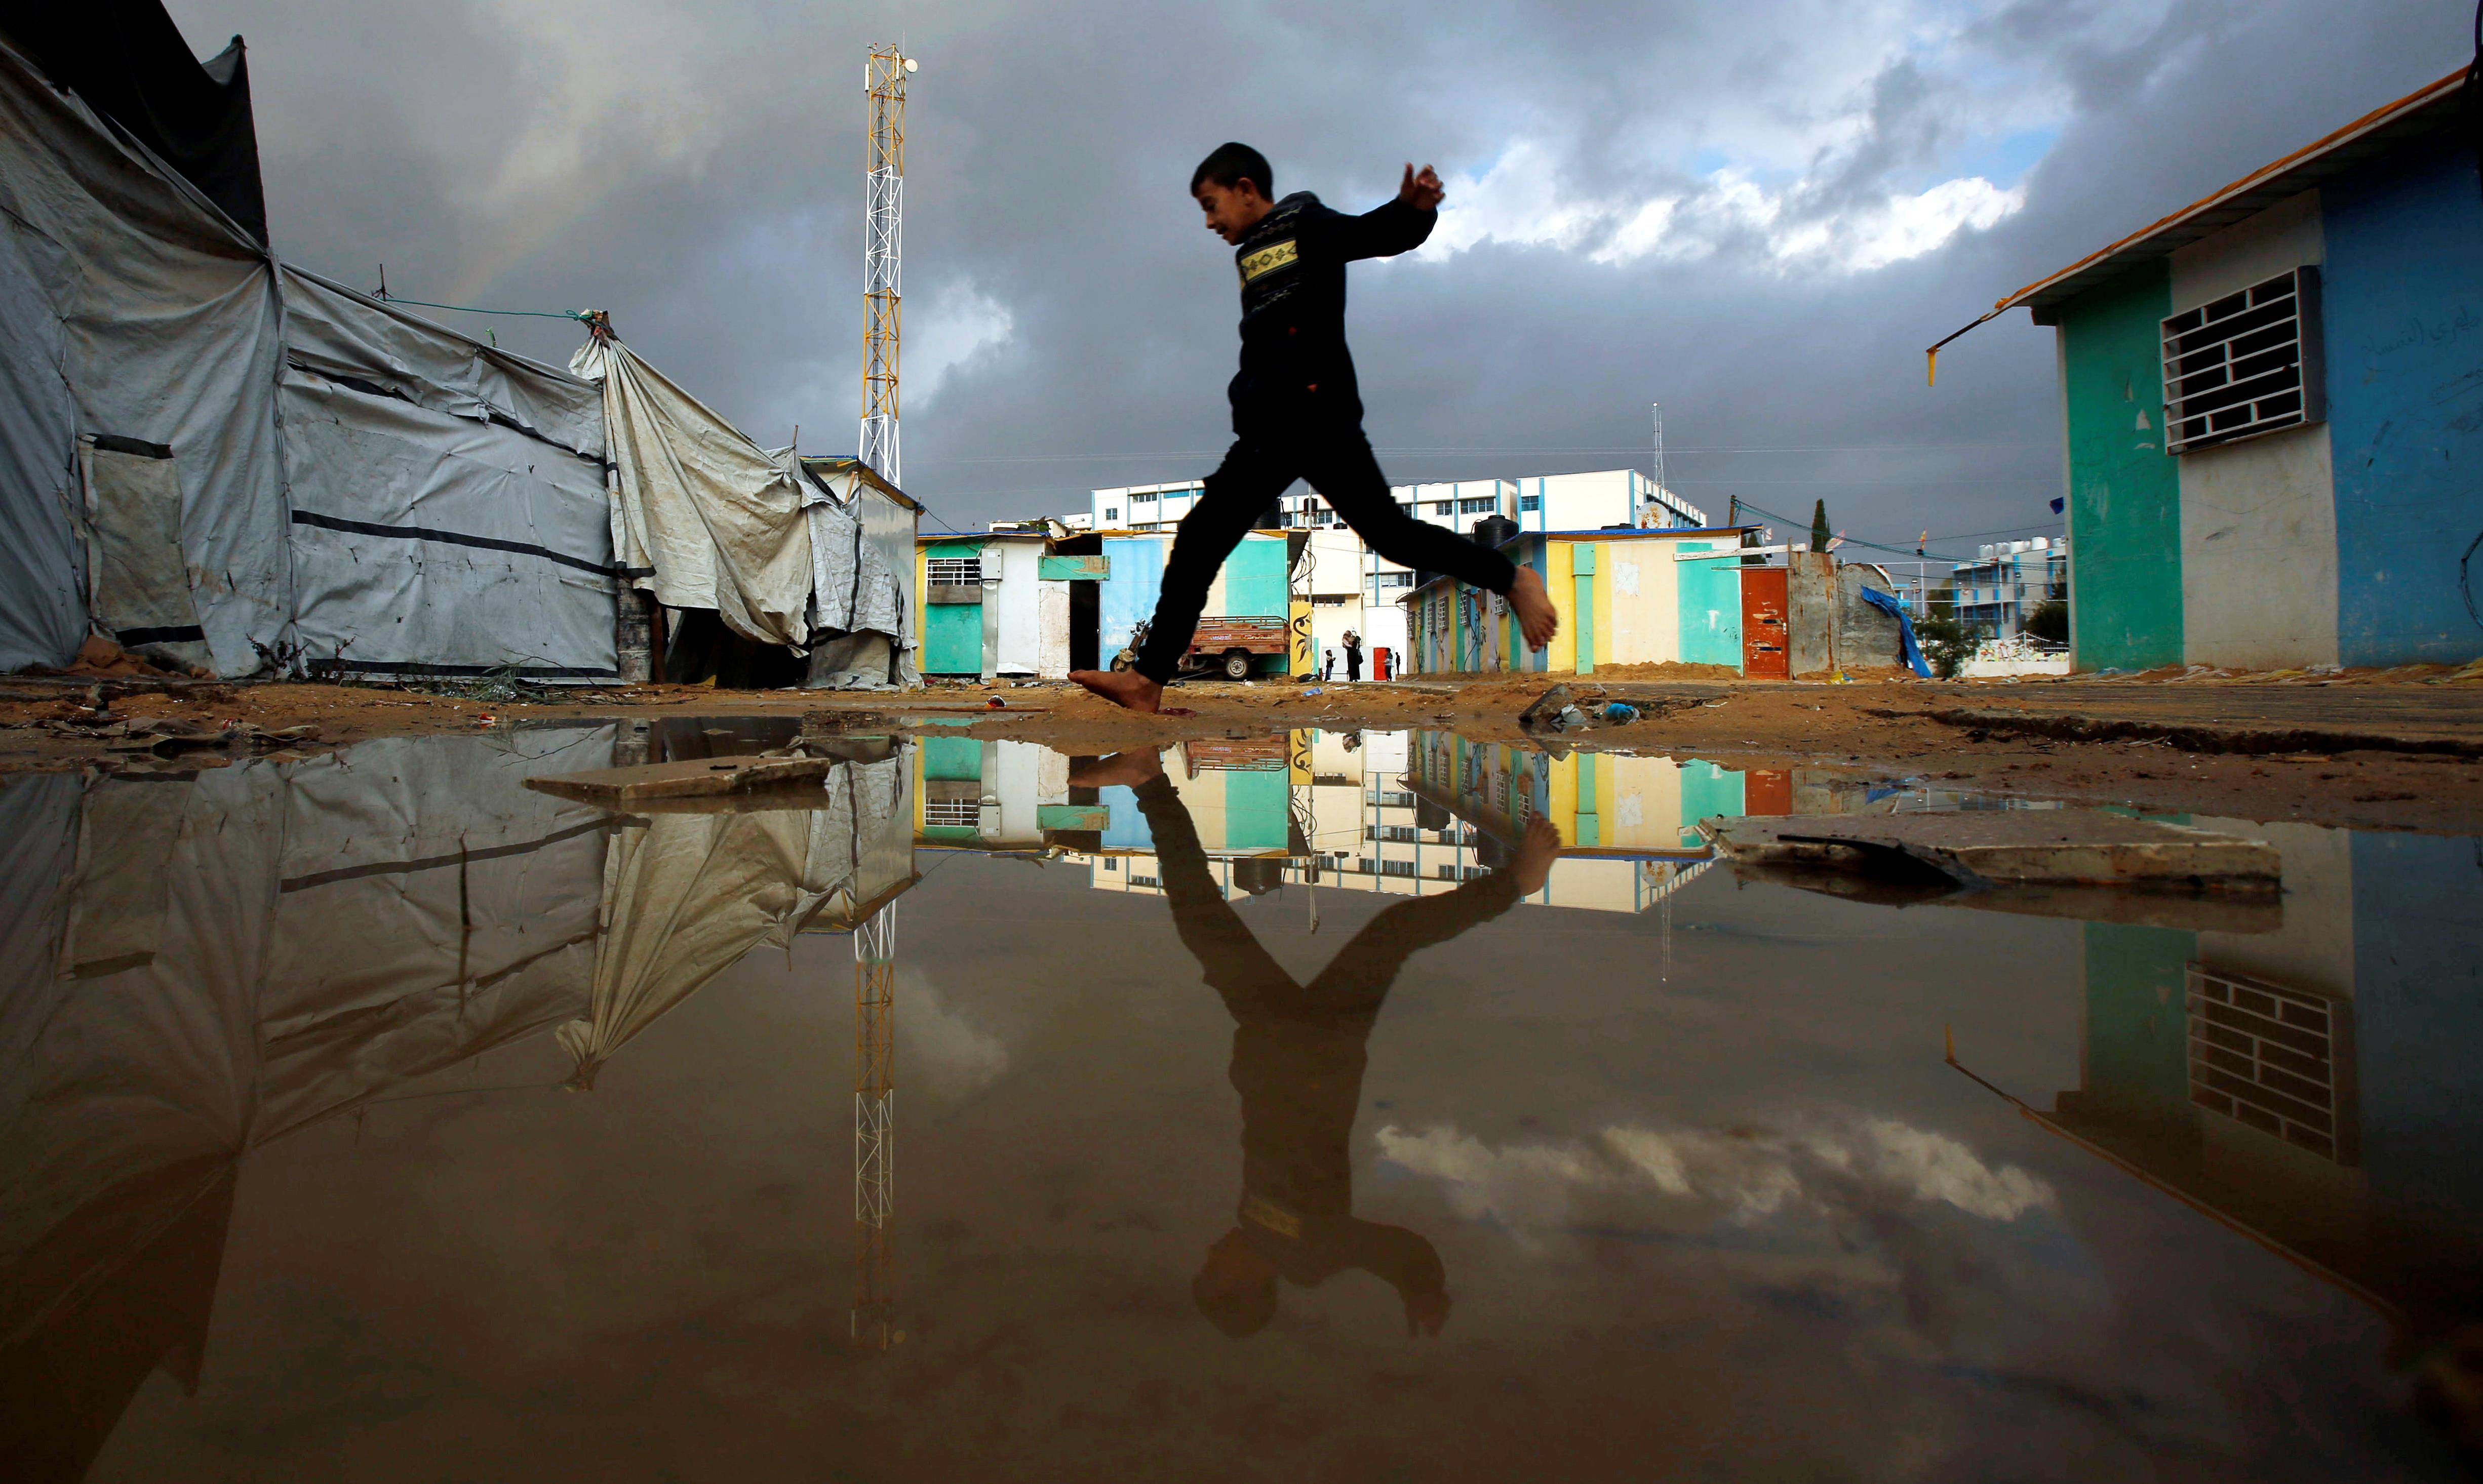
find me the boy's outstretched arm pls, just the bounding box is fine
[1328,163,1445,261]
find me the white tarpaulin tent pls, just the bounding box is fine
[571,332,816,651]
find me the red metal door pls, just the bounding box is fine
[1742,567,1789,678]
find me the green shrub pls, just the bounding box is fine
[1913,608,1977,679]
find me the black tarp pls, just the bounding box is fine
[0,0,268,245]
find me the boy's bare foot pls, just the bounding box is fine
[1509,566,1559,651]
[1068,749,1167,790]
[1513,816,1563,895]
[1069,668,1164,713]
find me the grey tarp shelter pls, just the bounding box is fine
[0,29,620,681]
[1,11,912,686]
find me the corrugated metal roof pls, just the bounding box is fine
[1928,67,2469,368]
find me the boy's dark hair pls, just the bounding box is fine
[1191,142,1273,201]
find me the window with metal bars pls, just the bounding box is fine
[927,556,982,586]
[1380,859,1416,877]
[2160,267,2323,455]
[924,797,980,827]
[2185,962,2355,1164]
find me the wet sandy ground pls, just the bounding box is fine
[6,669,2480,834]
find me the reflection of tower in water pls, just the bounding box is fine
[852,904,898,1348]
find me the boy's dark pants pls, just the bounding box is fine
[1133,421,1520,684]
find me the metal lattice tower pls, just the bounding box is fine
[861,46,915,486]
[852,903,898,1348]
[1648,402,1667,526]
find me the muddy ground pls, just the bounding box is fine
[4,668,2480,835]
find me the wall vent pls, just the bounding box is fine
[2160,266,2324,455]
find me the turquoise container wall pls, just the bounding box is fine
[1675,542,1743,668]
[2059,263,2184,670]
[2320,134,2483,665]
[1099,537,1165,658]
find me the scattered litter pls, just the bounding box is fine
[1601,702,1639,724]
[986,697,1006,709]
[1302,688,1323,697]
[1161,706,1197,716]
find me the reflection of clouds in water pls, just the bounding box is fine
[892,967,1008,1105]
[1377,1116,2053,1230]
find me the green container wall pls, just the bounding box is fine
[2058,264,2184,670]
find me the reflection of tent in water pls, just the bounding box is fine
[558,738,918,1088]
[0,728,617,1479]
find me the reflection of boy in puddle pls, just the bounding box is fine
[1073,749,1560,1340]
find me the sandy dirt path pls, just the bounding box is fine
[3,670,2478,835]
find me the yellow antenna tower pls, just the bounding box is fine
[852,903,898,1348]
[861,45,917,484]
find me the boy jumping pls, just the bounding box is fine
[1071,143,1558,712]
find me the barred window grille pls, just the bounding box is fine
[1520,494,1541,512]
[927,556,982,586]
[924,797,980,828]
[1459,497,1498,514]
[2186,962,2355,1164]
[2161,267,2323,455]
[1381,859,1417,878]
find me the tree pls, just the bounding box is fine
[2025,596,2070,645]
[1809,499,1831,552]
[1913,588,1978,678]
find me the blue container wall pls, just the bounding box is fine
[1098,537,1164,659]
[2321,135,2483,665]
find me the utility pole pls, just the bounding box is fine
[861,45,917,485]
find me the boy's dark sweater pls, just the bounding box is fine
[1226,191,1435,435]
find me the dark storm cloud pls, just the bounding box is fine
[172,0,2470,551]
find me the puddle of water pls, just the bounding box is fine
[3,723,2478,1480]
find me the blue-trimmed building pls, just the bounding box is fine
[1939,69,2483,671]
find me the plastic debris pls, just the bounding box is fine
[1302,688,1323,697]
[1602,702,1640,724]
[986,697,1007,708]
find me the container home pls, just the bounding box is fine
[1934,69,2483,671]
[1404,528,1755,676]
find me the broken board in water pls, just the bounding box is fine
[1703,809,2281,930]
[526,755,836,807]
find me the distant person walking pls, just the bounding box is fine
[1343,631,1363,683]
[1322,648,1336,681]
[1070,142,1557,713]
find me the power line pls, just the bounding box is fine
[377,293,592,324]
[913,442,2047,466]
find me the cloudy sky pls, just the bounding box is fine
[171,0,2469,553]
